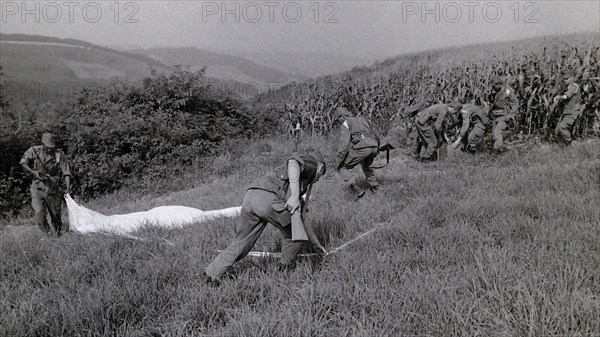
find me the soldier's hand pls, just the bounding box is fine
[285,197,301,214]
[452,138,462,149]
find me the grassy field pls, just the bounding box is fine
[1,137,599,337]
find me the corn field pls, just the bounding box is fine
[258,34,600,140]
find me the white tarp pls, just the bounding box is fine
[65,194,241,237]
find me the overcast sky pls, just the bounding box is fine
[1,1,599,60]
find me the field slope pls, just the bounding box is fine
[1,138,599,336]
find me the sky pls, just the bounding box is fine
[1,0,599,60]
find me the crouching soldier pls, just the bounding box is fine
[205,151,327,285]
[450,104,489,154]
[489,75,519,153]
[554,70,584,146]
[334,107,380,196]
[21,133,71,237]
[414,102,462,161]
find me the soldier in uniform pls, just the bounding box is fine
[414,102,462,161]
[405,94,435,159]
[489,75,519,153]
[205,151,327,285]
[450,104,489,154]
[554,70,584,146]
[20,133,71,236]
[334,107,380,196]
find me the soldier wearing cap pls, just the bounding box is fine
[333,107,380,195]
[20,133,71,236]
[554,70,584,145]
[450,104,489,154]
[405,93,435,159]
[414,102,462,161]
[489,75,519,152]
[205,150,327,284]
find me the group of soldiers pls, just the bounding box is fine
[20,70,584,286]
[409,70,584,161]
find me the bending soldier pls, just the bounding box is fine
[554,70,584,146]
[334,107,380,196]
[450,104,489,154]
[414,102,462,161]
[205,151,327,285]
[20,133,71,237]
[406,93,435,159]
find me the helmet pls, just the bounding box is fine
[41,133,56,148]
[490,75,503,85]
[333,107,352,119]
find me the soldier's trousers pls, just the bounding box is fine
[338,146,379,188]
[411,129,422,157]
[415,122,437,159]
[466,122,486,152]
[205,189,303,280]
[492,116,508,150]
[555,107,582,145]
[31,186,64,235]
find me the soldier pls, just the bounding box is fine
[489,75,519,153]
[20,133,71,237]
[414,102,462,161]
[205,151,327,285]
[406,93,435,159]
[334,107,380,196]
[554,70,584,146]
[450,104,489,154]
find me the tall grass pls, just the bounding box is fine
[1,138,599,336]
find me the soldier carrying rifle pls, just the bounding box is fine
[20,133,71,237]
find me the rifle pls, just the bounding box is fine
[291,183,311,242]
[370,143,395,169]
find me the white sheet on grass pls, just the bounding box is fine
[65,194,241,237]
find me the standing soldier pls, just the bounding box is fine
[414,102,462,161]
[334,107,380,196]
[554,70,584,146]
[406,93,435,159]
[20,133,71,237]
[450,104,489,154]
[489,75,519,153]
[205,151,327,285]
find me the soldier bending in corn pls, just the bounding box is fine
[489,75,519,153]
[450,104,489,154]
[414,102,462,161]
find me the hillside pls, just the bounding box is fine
[258,33,600,140]
[137,47,311,86]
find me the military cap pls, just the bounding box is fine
[333,107,352,119]
[448,102,463,112]
[562,69,576,79]
[490,75,503,85]
[41,133,56,148]
[424,93,435,103]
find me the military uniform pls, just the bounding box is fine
[205,152,323,280]
[406,101,433,158]
[336,116,380,189]
[555,82,583,145]
[456,104,489,153]
[490,85,519,151]
[414,104,449,160]
[20,145,71,235]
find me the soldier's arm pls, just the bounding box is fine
[20,148,40,179]
[285,159,302,214]
[335,122,351,168]
[508,90,519,116]
[458,111,471,138]
[60,152,72,193]
[434,110,447,131]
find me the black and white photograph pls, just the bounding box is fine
[1,1,599,336]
